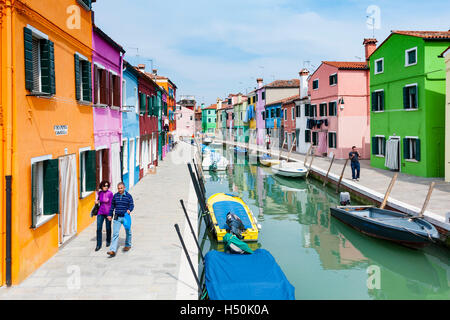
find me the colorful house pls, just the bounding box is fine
[440,46,450,182]
[233,94,248,142]
[135,64,160,178]
[369,31,450,177]
[281,95,300,151]
[0,0,95,286]
[246,92,257,145]
[295,69,312,154]
[265,100,284,147]
[202,104,217,135]
[174,105,194,139]
[92,25,125,193]
[308,57,371,159]
[121,60,141,190]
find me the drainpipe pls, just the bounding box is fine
[4,0,14,287]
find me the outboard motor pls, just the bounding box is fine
[226,212,245,239]
[339,192,351,206]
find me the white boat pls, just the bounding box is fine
[203,137,213,145]
[202,152,229,171]
[259,154,280,167]
[271,161,307,178]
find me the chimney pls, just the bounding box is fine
[256,78,263,89]
[152,69,158,75]
[299,68,309,99]
[363,38,378,61]
[137,64,146,72]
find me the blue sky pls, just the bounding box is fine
[92,0,450,105]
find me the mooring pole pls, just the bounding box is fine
[174,224,201,290]
[287,137,297,162]
[380,173,398,209]
[304,144,313,166]
[323,155,335,187]
[419,182,436,218]
[336,158,349,193]
[187,163,207,214]
[180,199,205,262]
[306,154,315,179]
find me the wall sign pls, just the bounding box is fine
[54,125,68,136]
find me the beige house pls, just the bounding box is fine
[441,47,450,182]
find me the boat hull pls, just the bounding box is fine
[260,159,280,167]
[330,207,437,248]
[271,163,307,178]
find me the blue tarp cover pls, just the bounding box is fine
[212,200,252,230]
[204,249,295,300]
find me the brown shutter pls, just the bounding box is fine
[114,75,120,107]
[100,69,107,105]
[102,149,110,182]
[108,72,113,106]
[93,64,98,105]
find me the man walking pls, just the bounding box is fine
[107,182,134,257]
[349,146,361,181]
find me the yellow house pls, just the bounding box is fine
[1,0,96,286]
[441,46,450,182]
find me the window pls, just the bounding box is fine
[228,98,232,105]
[305,130,311,143]
[122,139,128,174]
[312,79,319,90]
[284,109,287,121]
[312,131,318,146]
[139,92,146,114]
[310,105,317,117]
[374,58,384,74]
[262,91,265,100]
[271,109,275,118]
[292,107,295,120]
[328,101,337,116]
[276,108,281,118]
[31,156,58,228]
[135,137,140,166]
[329,73,337,86]
[403,137,421,161]
[93,66,119,107]
[79,149,96,197]
[265,110,269,119]
[208,118,211,123]
[319,103,327,117]
[371,90,385,112]
[262,111,265,120]
[304,104,311,117]
[405,47,417,67]
[403,85,418,109]
[372,136,386,156]
[74,53,92,103]
[296,105,300,117]
[24,26,55,95]
[328,132,337,148]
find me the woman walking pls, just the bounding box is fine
[95,181,113,251]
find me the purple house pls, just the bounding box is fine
[91,25,125,193]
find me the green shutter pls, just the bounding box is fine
[403,138,410,160]
[49,41,55,95]
[415,139,421,161]
[24,27,34,91]
[85,150,97,191]
[372,137,378,155]
[82,60,92,102]
[328,133,332,148]
[40,39,55,95]
[74,54,81,100]
[371,92,377,111]
[43,159,59,215]
[31,163,38,228]
[380,91,384,111]
[139,93,146,114]
[403,87,409,109]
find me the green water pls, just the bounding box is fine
[199,150,450,300]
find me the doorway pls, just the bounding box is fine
[58,154,78,245]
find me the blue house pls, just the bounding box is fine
[121,60,141,190]
[265,101,283,146]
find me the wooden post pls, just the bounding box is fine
[304,144,313,166]
[380,173,398,209]
[419,182,435,218]
[279,137,287,159]
[336,158,349,193]
[287,137,297,162]
[323,154,335,186]
[306,154,315,178]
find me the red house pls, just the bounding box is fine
[281,95,299,151]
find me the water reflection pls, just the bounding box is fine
[200,146,450,299]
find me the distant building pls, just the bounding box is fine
[202,104,217,135]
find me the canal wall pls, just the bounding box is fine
[217,139,450,247]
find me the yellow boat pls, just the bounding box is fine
[206,193,259,242]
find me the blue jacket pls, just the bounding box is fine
[109,191,134,217]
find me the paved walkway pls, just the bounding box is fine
[0,142,199,300]
[219,139,450,231]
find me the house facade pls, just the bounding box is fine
[295,69,312,154]
[0,0,95,286]
[308,56,372,160]
[233,94,248,142]
[265,100,284,147]
[369,31,450,177]
[202,104,217,135]
[175,106,194,138]
[121,60,140,190]
[441,46,450,182]
[281,95,300,151]
[246,92,257,145]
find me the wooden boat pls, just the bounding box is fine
[271,161,307,178]
[206,193,259,242]
[259,154,280,167]
[234,146,248,154]
[329,206,440,248]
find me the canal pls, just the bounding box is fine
[198,146,450,300]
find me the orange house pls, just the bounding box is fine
[0,0,96,286]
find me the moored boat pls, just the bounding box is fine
[271,161,307,178]
[202,151,229,171]
[329,206,440,248]
[259,154,280,167]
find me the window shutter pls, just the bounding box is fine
[85,150,97,191]
[113,75,120,107]
[305,104,310,117]
[93,64,98,104]
[371,137,378,155]
[403,87,409,109]
[82,60,92,102]
[139,93,146,114]
[74,54,81,100]
[49,41,56,95]
[371,92,377,111]
[102,149,110,182]
[40,39,52,94]
[105,71,111,106]
[43,159,59,215]
[415,139,421,161]
[328,133,332,148]
[147,96,151,116]
[403,138,410,159]
[380,91,384,111]
[24,27,35,91]
[412,85,418,108]
[31,163,38,228]
[100,69,107,104]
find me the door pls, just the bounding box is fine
[129,138,135,188]
[59,154,78,245]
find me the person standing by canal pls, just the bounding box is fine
[95,181,113,251]
[107,182,134,257]
[349,146,361,181]
[265,133,271,150]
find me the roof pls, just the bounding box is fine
[322,61,369,70]
[204,104,217,110]
[148,74,178,89]
[93,25,126,53]
[265,79,299,88]
[266,94,300,107]
[131,66,162,92]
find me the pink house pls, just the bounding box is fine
[175,106,194,138]
[307,39,375,159]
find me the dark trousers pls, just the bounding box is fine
[351,162,360,179]
[97,214,111,246]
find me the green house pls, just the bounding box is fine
[369,31,450,177]
[202,104,217,134]
[233,95,249,142]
